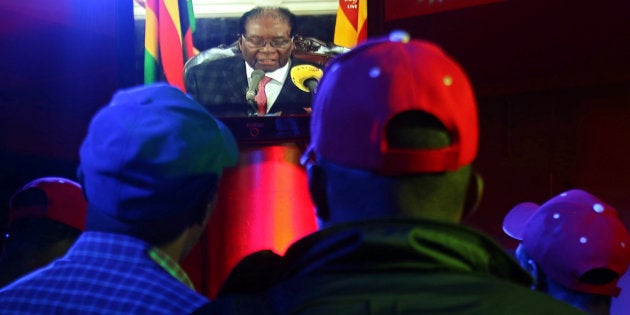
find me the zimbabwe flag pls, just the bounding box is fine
[333,0,367,48]
[144,0,196,92]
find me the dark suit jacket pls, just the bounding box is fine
[185,55,318,117]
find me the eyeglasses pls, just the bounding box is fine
[241,34,293,49]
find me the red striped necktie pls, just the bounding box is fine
[255,76,272,116]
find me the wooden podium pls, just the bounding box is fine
[182,115,318,298]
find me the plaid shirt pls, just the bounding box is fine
[0,231,209,314]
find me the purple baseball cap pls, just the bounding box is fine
[503,189,630,296]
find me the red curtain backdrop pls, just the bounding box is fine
[385,0,505,21]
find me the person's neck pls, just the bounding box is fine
[156,226,198,263]
[546,281,611,315]
[552,293,610,315]
[156,236,185,263]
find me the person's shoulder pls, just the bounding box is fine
[192,251,282,314]
[200,55,242,67]
[217,250,283,296]
[187,55,243,76]
[471,274,585,314]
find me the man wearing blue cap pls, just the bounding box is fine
[0,83,239,314]
[195,32,584,314]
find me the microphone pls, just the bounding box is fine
[246,69,265,103]
[290,65,323,94]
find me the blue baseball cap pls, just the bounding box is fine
[78,83,238,238]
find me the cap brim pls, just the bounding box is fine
[502,202,539,240]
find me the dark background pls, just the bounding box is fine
[2,0,630,252]
[370,0,630,247]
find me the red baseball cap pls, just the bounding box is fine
[9,177,87,231]
[303,30,478,174]
[503,189,630,296]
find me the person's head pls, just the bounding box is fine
[503,189,630,313]
[238,7,296,72]
[0,177,87,286]
[301,31,481,228]
[77,83,238,254]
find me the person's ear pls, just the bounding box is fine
[516,244,542,291]
[527,259,542,290]
[76,167,90,202]
[462,171,483,219]
[201,196,217,228]
[289,36,296,52]
[306,163,329,222]
[237,35,244,51]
